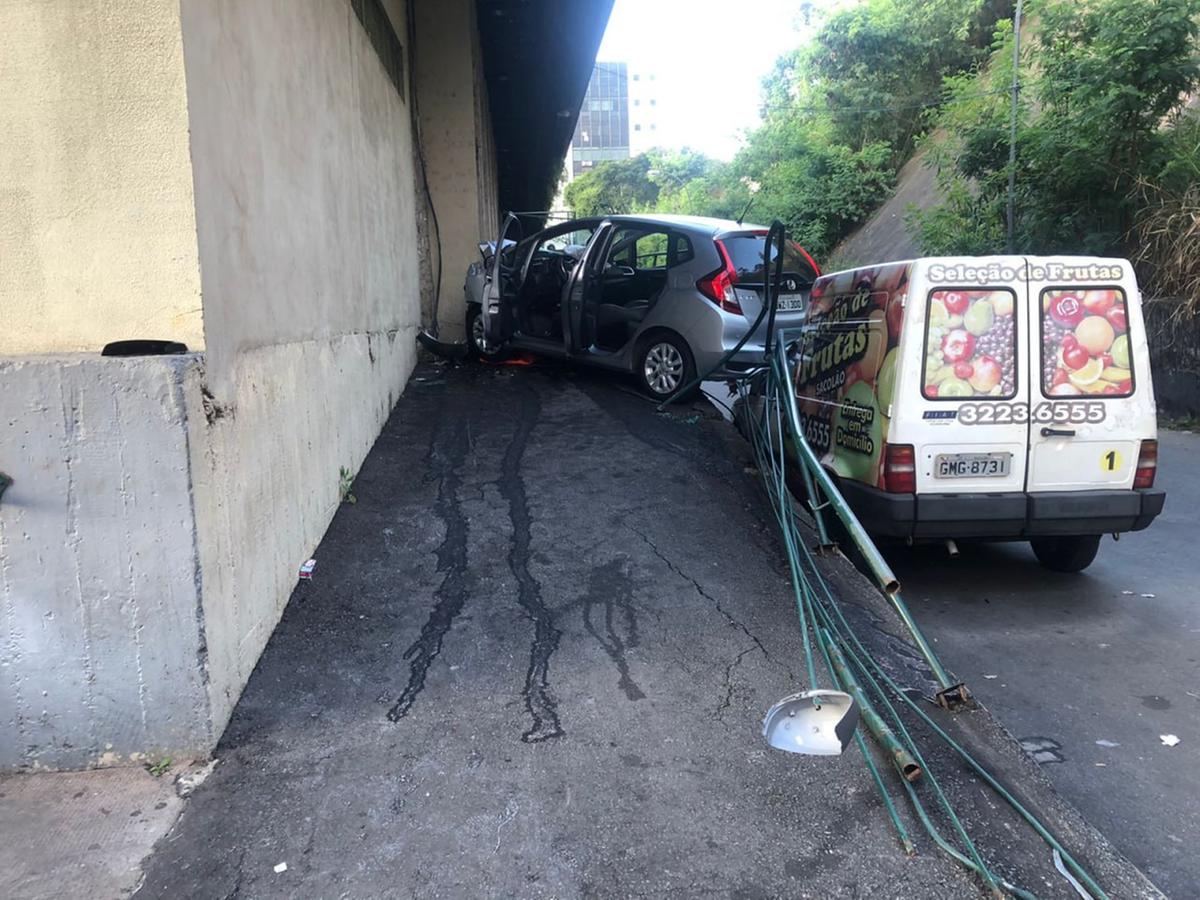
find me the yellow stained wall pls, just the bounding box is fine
[0,0,204,355]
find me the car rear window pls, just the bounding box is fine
[1040,288,1133,397]
[922,289,1017,400]
[720,235,819,286]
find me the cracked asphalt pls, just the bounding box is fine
[134,360,1156,899]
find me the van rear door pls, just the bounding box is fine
[1023,260,1152,495]
[911,260,1031,533]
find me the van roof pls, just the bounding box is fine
[815,255,1133,282]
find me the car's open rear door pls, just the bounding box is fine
[562,221,612,355]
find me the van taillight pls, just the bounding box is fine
[884,444,916,493]
[696,240,742,314]
[1134,440,1158,489]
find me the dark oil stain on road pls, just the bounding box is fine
[499,384,565,743]
[1139,694,1171,710]
[388,416,472,722]
[580,558,645,702]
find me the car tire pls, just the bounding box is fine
[466,304,506,361]
[1030,535,1101,573]
[635,332,696,401]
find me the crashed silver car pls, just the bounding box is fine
[464,214,821,399]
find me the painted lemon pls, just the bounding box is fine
[938,378,973,398]
[928,298,949,329]
[1068,357,1104,387]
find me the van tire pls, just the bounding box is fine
[1030,535,1101,573]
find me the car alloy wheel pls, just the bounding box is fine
[644,341,684,396]
[471,310,500,356]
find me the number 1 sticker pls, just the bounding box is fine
[1102,450,1123,472]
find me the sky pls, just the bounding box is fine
[595,0,819,160]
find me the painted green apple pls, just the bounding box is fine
[1111,334,1130,368]
[831,380,883,483]
[938,377,973,398]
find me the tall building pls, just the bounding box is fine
[570,61,630,178]
[628,67,660,155]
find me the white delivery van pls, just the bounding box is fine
[794,256,1165,572]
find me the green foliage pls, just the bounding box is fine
[909,0,1200,257]
[563,155,659,217]
[339,466,356,505]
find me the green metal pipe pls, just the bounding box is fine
[825,636,923,783]
[770,342,957,692]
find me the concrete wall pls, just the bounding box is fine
[414,0,500,337]
[0,0,204,355]
[0,0,499,770]
[178,0,422,732]
[0,356,211,768]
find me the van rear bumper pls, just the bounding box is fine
[839,483,1166,540]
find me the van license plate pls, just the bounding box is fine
[934,453,1011,478]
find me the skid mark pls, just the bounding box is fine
[498,386,564,743]
[388,417,471,722]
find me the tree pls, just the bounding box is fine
[909,0,1200,256]
[563,155,658,216]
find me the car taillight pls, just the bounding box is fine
[1134,439,1158,489]
[884,443,916,493]
[696,240,742,314]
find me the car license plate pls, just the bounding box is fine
[934,452,1011,478]
[777,293,805,311]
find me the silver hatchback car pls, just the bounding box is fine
[464,214,821,399]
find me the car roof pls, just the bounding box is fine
[603,213,768,235]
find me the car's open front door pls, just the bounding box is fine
[562,221,613,355]
[481,212,521,346]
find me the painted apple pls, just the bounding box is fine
[1062,343,1091,370]
[1076,316,1116,355]
[1051,368,1070,388]
[941,329,975,363]
[1049,294,1086,328]
[1111,334,1130,368]
[1049,382,1082,396]
[939,378,973,398]
[968,355,1002,393]
[1106,306,1127,333]
[954,361,974,380]
[1082,290,1116,314]
[942,291,970,314]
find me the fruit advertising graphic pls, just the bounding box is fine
[796,263,909,489]
[923,290,1016,399]
[1041,289,1133,396]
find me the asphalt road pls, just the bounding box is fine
[894,428,1198,898]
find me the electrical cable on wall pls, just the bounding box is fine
[406,0,444,337]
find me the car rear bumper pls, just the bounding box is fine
[838,482,1166,540]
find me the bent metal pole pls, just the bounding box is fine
[771,339,958,694]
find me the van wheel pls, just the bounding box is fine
[1030,535,1101,573]
[636,332,696,400]
[467,305,506,361]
